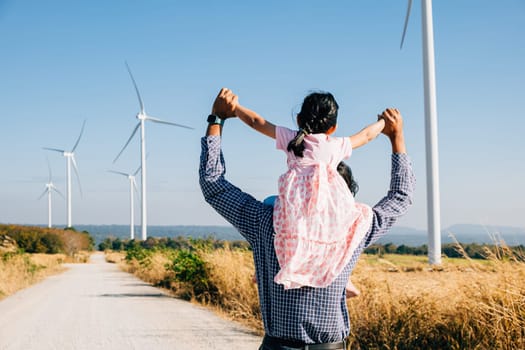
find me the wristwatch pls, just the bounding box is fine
[207,114,225,126]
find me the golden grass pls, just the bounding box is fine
[111,247,525,349]
[105,251,125,264]
[0,252,67,300]
[201,247,262,331]
[347,254,525,349]
[106,250,174,286]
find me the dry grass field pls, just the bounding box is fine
[0,225,94,301]
[109,244,525,349]
[0,253,67,300]
[347,252,525,349]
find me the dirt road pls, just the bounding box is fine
[0,253,262,350]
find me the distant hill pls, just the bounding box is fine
[29,223,525,247]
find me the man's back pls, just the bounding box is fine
[199,135,415,344]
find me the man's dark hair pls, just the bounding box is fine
[337,161,359,196]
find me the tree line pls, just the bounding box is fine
[98,236,524,261]
[365,242,525,260]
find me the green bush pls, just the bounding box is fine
[170,250,207,283]
[125,245,152,268]
[166,249,217,300]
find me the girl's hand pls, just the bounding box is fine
[212,88,238,118]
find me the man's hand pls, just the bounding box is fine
[212,88,238,118]
[380,108,406,154]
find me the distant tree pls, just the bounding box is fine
[384,243,398,254]
[111,238,124,251]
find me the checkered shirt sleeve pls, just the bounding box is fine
[199,136,416,344]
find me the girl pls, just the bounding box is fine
[230,90,384,294]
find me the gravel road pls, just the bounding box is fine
[0,252,262,350]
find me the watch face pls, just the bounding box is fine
[207,115,223,124]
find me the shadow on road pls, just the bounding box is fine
[97,293,169,298]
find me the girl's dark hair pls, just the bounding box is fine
[337,161,359,196]
[287,92,339,157]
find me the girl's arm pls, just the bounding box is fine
[349,118,385,149]
[235,104,276,139]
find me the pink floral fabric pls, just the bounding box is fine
[273,126,372,289]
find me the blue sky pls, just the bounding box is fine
[0,0,523,233]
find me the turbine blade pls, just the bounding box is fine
[132,178,140,199]
[145,115,194,130]
[125,61,145,114]
[108,170,129,177]
[71,119,87,152]
[37,188,48,200]
[113,122,141,163]
[71,155,83,198]
[51,186,65,199]
[400,0,413,49]
[133,164,142,176]
[43,147,65,154]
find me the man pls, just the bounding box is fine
[199,88,415,350]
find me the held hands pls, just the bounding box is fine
[380,108,403,139]
[212,88,238,119]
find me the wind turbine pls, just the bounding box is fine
[114,62,193,240]
[400,0,442,264]
[108,165,141,240]
[38,159,64,228]
[43,120,85,228]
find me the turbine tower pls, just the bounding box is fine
[108,165,141,240]
[38,159,64,228]
[43,120,85,228]
[114,63,193,240]
[400,0,442,264]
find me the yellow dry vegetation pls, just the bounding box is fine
[347,253,525,349]
[111,246,525,349]
[0,253,66,300]
[201,247,261,330]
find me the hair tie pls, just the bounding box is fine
[293,129,308,147]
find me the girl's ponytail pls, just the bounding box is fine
[287,92,339,158]
[287,128,310,157]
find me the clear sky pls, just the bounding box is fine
[0,0,523,232]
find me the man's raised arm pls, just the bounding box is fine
[364,108,416,247]
[199,89,267,245]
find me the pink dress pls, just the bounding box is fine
[273,126,372,289]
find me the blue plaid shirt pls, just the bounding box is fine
[199,136,415,344]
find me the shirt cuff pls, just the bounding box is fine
[392,153,411,167]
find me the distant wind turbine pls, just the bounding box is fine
[400,0,442,264]
[113,62,193,240]
[108,164,142,240]
[38,159,64,228]
[43,120,86,228]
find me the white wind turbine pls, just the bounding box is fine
[108,165,141,240]
[43,120,86,228]
[400,0,442,264]
[114,63,193,240]
[38,159,64,228]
